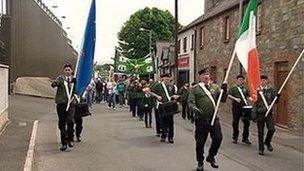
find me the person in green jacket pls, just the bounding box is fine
[252,75,279,155]
[139,86,155,128]
[151,73,179,143]
[51,63,76,151]
[188,68,227,171]
[228,75,251,144]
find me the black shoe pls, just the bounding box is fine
[232,138,238,144]
[206,156,219,168]
[259,149,264,155]
[77,136,82,142]
[160,138,166,142]
[60,144,67,151]
[265,143,273,152]
[168,139,174,144]
[196,163,204,171]
[68,142,74,148]
[242,139,252,145]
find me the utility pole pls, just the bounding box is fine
[174,0,179,86]
[238,0,243,75]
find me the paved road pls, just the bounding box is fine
[34,98,303,171]
[1,95,303,171]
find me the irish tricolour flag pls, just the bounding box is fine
[235,0,260,102]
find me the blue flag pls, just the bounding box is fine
[75,0,96,96]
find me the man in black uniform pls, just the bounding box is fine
[228,75,251,144]
[188,68,227,170]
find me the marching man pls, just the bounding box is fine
[188,68,227,171]
[252,74,279,155]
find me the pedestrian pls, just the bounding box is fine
[228,75,252,145]
[252,74,279,155]
[51,63,76,151]
[95,78,103,103]
[151,74,179,144]
[84,79,95,107]
[188,68,227,170]
[128,79,141,118]
[116,77,127,107]
[103,80,108,102]
[107,78,116,110]
[139,86,155,128]
[178,82,190,120]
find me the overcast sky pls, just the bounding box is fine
[43,0,204,64]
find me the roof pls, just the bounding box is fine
[179,0,240,34]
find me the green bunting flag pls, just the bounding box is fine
[114,51,155,75]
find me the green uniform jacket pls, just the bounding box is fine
[151,82,175,103]
[228,85,249,107]
[188,83,221,120]
[178,86,189,103]
[252,86,277,118]
[51,76,76,104]
[138,94,155,109]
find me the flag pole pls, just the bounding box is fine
[211,48,236,125]
[265,48,304,117]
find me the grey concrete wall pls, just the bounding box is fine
[10,0,78,82]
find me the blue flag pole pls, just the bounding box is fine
[66,0,95,111]
[74,0,96,96]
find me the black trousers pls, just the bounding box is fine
[195,117,222,165]
[161,115,174,140]
[181,102,189,119]
[74,115,83,138]
[56,103,75,145]
[144,108,152,127]
[129,98,138,117]
[232,107,250,140]
[257,114,275,150]
[154,108,162,134]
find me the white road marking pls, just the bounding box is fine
[23,120,39,171]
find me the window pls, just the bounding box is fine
[183,37,187,53]
[223,16,230,42]
[210,66,217,83]
[256,3,262,34]
[191,34,194,50]
[200,27,204,47]
[177,39,181,54]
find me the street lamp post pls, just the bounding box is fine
[140,28,154,79]
[139,28,152,57]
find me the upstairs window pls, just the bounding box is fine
[183,37,187,53]
[200,27,204,48]
[223,16,230,42]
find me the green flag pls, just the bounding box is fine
[114,51,155,75]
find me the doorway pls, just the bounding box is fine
[275,61,289,126]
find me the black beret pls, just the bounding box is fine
[236,75,245,79]
[63,63,73,69]
[260,75,268,79]
[160,73,171,78]
[198,68,209,75]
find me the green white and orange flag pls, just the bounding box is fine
[235,0,260,102]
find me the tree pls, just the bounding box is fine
[118,7,177,59]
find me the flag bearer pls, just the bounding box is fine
[51,63,76,151]
[188,68,227,171]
